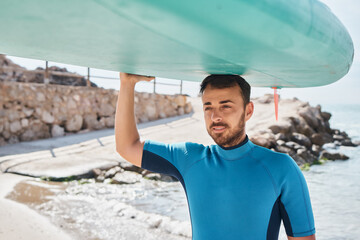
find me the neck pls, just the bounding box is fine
[220,133,247,149]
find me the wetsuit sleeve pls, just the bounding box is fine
[279,155,316,238]
[141,139,188,180]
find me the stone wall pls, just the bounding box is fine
[0,81,193,146]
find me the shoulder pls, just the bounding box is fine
[249,142,297,173]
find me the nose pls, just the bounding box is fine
[211,109,222,122]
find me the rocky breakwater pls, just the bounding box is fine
[0,81,193,146]
[249,94,359,168]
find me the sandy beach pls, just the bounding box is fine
[0,172,73,240]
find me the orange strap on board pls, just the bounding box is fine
[272,87,279,121]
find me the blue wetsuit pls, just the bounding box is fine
[141,135,316,239]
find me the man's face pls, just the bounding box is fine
[201,84,254,147]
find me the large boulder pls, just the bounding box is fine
[290,133,312,149]
[269,121,294,137]
[319,151,349,160]
[66,114,83,132]
[250,131,276,149]
[51,125,65,137]
[310,133,333,146]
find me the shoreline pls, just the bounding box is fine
[0,172,73,240]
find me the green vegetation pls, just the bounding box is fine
[40,175,78,182]
[300,158,328,171]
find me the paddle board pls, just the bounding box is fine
[0,0,354,88]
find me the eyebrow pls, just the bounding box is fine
[203,100,234,106]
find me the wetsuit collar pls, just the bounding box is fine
[218,134,249,150]
[214,134,254,160]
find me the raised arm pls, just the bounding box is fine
[115,72,155,167]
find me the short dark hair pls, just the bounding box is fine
[199,74,251,107]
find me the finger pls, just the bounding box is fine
[138,76,155,82]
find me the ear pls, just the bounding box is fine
[245,101,254,122]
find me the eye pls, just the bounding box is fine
[222,105,231,109]
[204,107,212,111]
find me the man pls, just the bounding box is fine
[115,73,316,240]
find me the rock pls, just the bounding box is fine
[298,107,319,129]
[174,95,187,107]
[7,110,21,122]
[274,133,288,141]
[119,161,143,173]
[290,154,307,166]
[341,139,357,147]
[294,117,315,138]
[290,133,312,149]
[105,166,123,178]
[8,135,19,144]
[41,110,55,124]
[333,134,345,141]
[184,102,193,114]
[21,118,29,128]
[257,94,273,104]
[144,104,158,121]
[177,107,185,115]
[160,175,177,182]
[144,173,162,181]
[276,139,286,146]
[284,141,305,150]
[9,120,22,133]
[96,175,105,182]
[51,125,65,137]
[320,111,331,121]
[66,114,83,132]
[275,145,296,155]
[311,144,322,156]
[0,137,6,146]
[2,130,10,140]
[310,133,333,146]
[269,122,293,136]
[296,149,317,163]
[36,92,46,102]
[250,131,276,149]
[111,171,142,184]
[67,99,77,110]
[319,151,349,160]
[22,107,34,117]
[83,114,101,130]
[92,168,103,178]
[98,103,114,117]
[0,119,3,133]
[104,116,115,128]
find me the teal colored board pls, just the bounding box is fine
[0,0,354,88]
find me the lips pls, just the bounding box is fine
[213,126,225,133]
[211,123,227,133]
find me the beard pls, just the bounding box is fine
[207,112,245,147]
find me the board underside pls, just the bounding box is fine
[0,0,354,88]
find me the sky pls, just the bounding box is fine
[5,0,360,106]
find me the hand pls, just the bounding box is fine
[119,72,155,86]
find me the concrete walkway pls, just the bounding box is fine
[0,98,210,179]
